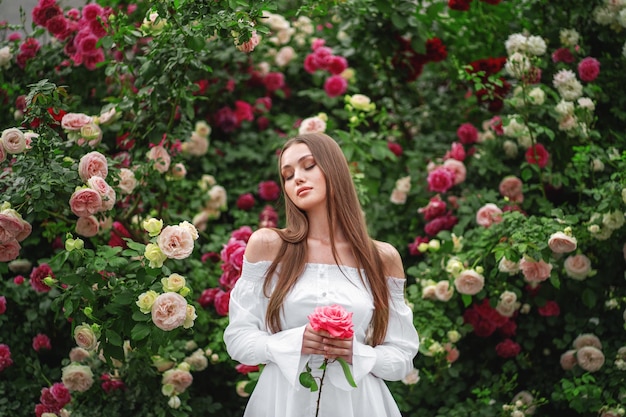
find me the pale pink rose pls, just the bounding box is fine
[476,203,503,228]
[69,188,103,217]
[434,280,454,301]
[87,176,116,211]
[560,349,577,370]
[564,254,592,280]
[147,145,171,173]
[0,140,5,163]
[498,257,519,275]
[519,257,552,283]
[308,304,354,339]
[151,292,188,331]
[548,231,577,254]
[442,159,466,185]
[0,239,21,262]
[390,189,407,205]
[61,363,94,392]
[454,269,485,295]
[496,291,518,317]
[162,368,193,394]
[235,31,260,53]
[171,163,187,179]
[75,215,100,237]
[61,113,93,131]
[157,225,195,259]
[74,323,99,351]
[576,346,605,372]
[78,151,108,181]
[298,116,326,135]
[444,343,460,363]
[69,347,91,362]
[498,176,523,202]
[183,132,209,156]
[1,128,27,154]
[573,333,602,350]
[422,285,437,300]
[117,168,137,194]
[0,210,25,243]
[275,45,296,66]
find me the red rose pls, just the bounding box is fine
[214,290,231,316]
[323,75,348,98]
[258,180,281,201]
[525,143,550,168]
[308,304,354,339]
[235,364,260,374]
[495,339,521,358]
[538,300,560,317]
[236,193,256,210]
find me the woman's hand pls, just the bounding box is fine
[302,324,353,364]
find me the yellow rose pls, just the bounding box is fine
[161,273,186,292]
[143,218,163,236]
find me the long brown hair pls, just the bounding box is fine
[263,132,391,346]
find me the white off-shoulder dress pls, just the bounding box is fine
[224,259,420,417]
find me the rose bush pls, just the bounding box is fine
[1,0,625,416]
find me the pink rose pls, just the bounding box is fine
[434,280,454,301]
[157,225,195,259]
[30,263,54,292]
[235,364,260,374]
[0,210,25,243]
[563,254,591,280]
[151,292,188,331]
[75,215,100,237]
[221,239,246,267]
[214,289,231,316]
[0,140,6,163]
[308,304,354,339]
[61,113,93,131]
[162,368,193,395]
[519,257,552,283]
[442,159,466,185]
[560,349,577,370]
[258,180,281,201]
[69,347,91,362]
[230,225,253,243]
[0,239,21,262]
[236,193,256,211]
[323,75,348,98]
[444,343,460,363]
[61,364,94,392]
[263,72,285,92]
[147,145,171,173]
[47,382,71,408]
[69,188,103,217]
[476,203,503,228]
[219,265,241,291]
[0,296,6,314]
[576,346,605,372]
[427,166,456,193]
[0,344,14,372]
[548,231,577,253]
[456,123,478,144]
[117,168,137,195]
[577,57,600,82]
[498,176,523,202]
[87,176,116,211]
[454,269,485,295]
[445,142,466,161]
[32,333,52,352]
[78,151,108,181]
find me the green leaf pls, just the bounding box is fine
[461,294,472,307]
[299,371,318,392]
[106,329,123,346]
[337,358,357,388]
[131,323,152,341]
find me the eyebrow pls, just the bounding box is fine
[280,154,313,170]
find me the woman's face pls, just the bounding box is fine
[280,143,327,212]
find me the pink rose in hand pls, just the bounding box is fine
[307,304,354,339]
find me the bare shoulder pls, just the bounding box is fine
[374,240,405,279]
[244,227,283,263]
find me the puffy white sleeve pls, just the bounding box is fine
[350,276,419,382]
[223,259,309,387]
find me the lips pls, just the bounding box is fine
[296,187,312,196]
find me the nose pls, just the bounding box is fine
[293,168,305,184]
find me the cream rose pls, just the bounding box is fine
[0,140,6,163]
[182,132,209,156]
[576,346,605,372]
[162,368,193,395]
[178,220,199,240]
[548,231,577,253]
[157,225,195,259]
[498,257,520,275]
[69,347,91,362]
[454,269,485,295]
[564,254,592,280]
[434,280,454,302]
[137,290,159,314]
[573,333,602,350]
[161,273,186,293]
[151,292,188,331]
[144,243,167,268]
[184,349,208,371]
[78,151,109,182]
[0,46,12,67]
[61,364,94,392]
[496,291,519,317]
[183,304,197,329]
[78,123,103,147]
[1,128,27,154]
[206,185,227,210]
[143,217,164,237]
[298,116,326,135]
[117,168,137,194]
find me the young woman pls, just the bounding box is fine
[224,132,419,417]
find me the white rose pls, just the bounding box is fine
[0,46,12,68]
